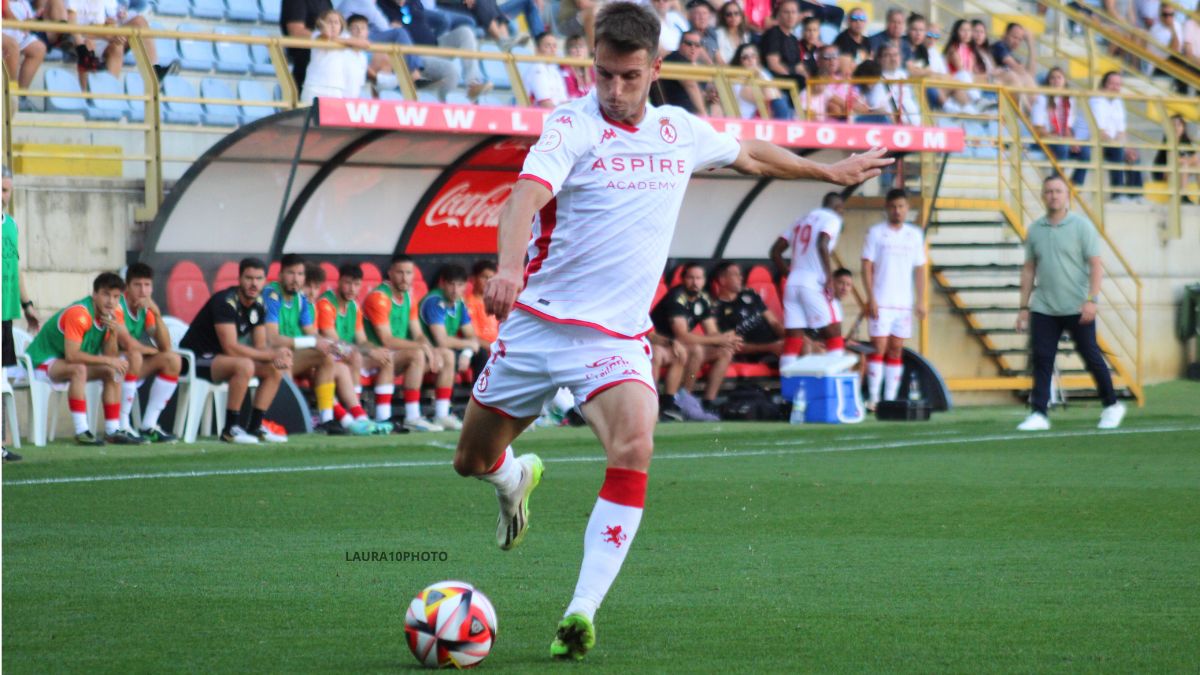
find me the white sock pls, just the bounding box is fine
[339,410,355,426]
[141,376,178,429]
[564,468,646,622]
[375,384,394,421]
[72,412,89,435]
[478,446,522,497]
[355,385,362,395]
[826,348,844,357]
[779,354,797,371]
[867,358,884,404]
[884,363,904,401]
[104,418,119,435]
[120,378,138,428]
[320,408,334,423]
[435,397,450,419]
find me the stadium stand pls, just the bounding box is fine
[166,261,212,323]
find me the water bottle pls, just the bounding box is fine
[790,386,807,424]
[907,372,922,403]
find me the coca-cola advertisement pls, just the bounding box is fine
[406,170,516,254]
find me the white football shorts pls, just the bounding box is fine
[783,283,843,330]
[868,307,913,339]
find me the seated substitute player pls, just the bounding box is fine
[770,191,846,370]
[711,260,785,363]
[418,264,480,431]
[451,1,890,661]
[115,263,181,443]
[302,261,379,433]
[363,255,443,432]
[24,272,139,445]
[649,262,739,420]
[861,189,927,409]
[463,259,499,376]
[180,258,288,444]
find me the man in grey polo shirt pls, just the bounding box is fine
[1015,174,1126,431]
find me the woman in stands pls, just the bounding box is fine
[969,20,997,79]
[560,33,596,99]
[714,0,754,64]
[1153,114,1199,202]
[729,43,790,119]
[1030,67,1076,162]
[943,19,980,81]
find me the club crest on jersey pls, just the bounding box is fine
[249,308,259,324]
[600,128,618,143]
[601,525,627,548]
[659,118,677,143]
[533,129,563,153]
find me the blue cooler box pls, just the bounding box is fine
[781,373,864,424]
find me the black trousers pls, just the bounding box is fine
[1029,311,1117,414]
[2,320,15,367]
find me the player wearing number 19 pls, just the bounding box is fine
[452,0,892,661]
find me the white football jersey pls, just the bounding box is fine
[780,207,843,287]
[516,92,741,338]
[861,222,926,309]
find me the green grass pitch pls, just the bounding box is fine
[3,382,1199,673]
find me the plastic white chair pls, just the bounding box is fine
[163,315,256,442]
[1,370,20,448]
[13,327,103,446]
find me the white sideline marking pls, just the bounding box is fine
[5,424,1197,487]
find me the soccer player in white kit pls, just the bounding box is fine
[770,191,846,370]
[861,189,928,408]
[450,1,892,661]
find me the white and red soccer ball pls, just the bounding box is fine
[405,580,498,669]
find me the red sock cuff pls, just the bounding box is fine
[826,336,845,350]
[350,405,366,418]
[486,451,507,474]
[435,387,452,401]
[868,354,885,364]
[157,374,178,383]
[783,337,805,355]
[333,403,347,418]
[404,389,420,404]
[124,373,138,382]
[598,467,648,508]
[885,357,904,366]
[68,398,87,413]
[104,403,120,420]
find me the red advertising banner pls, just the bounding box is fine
[405,169,514,254]
[316,98,964,152]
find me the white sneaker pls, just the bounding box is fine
[255,427,288,443]
[1017,412,1051,431]
[433,414,463,431]
[403,417,444,432]
[1098,402,1126,429]
[496,454,543,550]
[221,424,260,444]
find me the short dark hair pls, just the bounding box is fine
[802,15,821,28]
[305,262,325,285]
[438,264,469,284]
[773,0,798,16]
[93,271,126,293]
[885,188,908,203]
[907,12,927,26]
[279,253,306,269]
[338,262,364,281]
[389,254,414,268]
[595,1,660,57]
[239,257,267,275]
[833,267,853,279]
[125,262,154,282]
[1043,173,1069,188]
[681,261,706,277]
[886,7,904,20]
[711,260,739,279]
[346,13,368,25]
[534,31,555,47]
[1005,22,1021,34]
[1100,70,1120,88]
[471,259,497,277]
[565,33,587,48]
[822,191,844,208]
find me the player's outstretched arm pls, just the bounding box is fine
[487,178,552,321]
[730,142,893,186]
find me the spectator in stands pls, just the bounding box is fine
[1148,4,1196,93]
[943,19,981,82]
[180,258,288,444]
[798,0,843,30]
[3,0,47,101]
[802,43,850,120]
[867,8,910,60]
[556,0,597,50]
[731,43,791,119]
[523,31,569,107]
[741,0,771,32]
[969,19,997,77]
[653,29,708,113]
[714,0,754,64]
[834,7,872,65]
[845,59,891,123]
[1153,114,1199,202]
[300,10,372,103]
[651,0,689,54]
[282,0,335,91]
[418,264,478,431]
[2,166,38,461]
[24,273,135,446]
[685,0,718,63]
[436,0,523,48]
[903,13,946,76]
[66,0,176,90]
[316,263,408,432]
[560,33,595,98]
[1183,12,1200,62]
[377,0,492,101]
[115,263,181,443]
[463,259,497,375]
[336,0,440,96]
[878,42,920,125]
[990,22,1038,102]
[712,261,785,363]
[797,16,823,76]
[1090,71,1144,200]
[1030,66,1076,162]
[497,0,546,41]
[759,0,806,93]
[649,262,738,421]
[363,255,443,431]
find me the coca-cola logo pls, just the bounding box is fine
[422,181,512,229]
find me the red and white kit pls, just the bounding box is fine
[472,92,741,415]
[780,206,844,329]
[861,221,926,338]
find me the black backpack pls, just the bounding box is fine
[720,385,783,421]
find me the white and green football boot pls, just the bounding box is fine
[496,454,543,551]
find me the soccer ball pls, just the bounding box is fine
[405,580,498,669]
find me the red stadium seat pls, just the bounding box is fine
[746,265,784,318]
[652,278,668,307]
[212,261,239,293]
[358,263,382,304]
[267,261,280,283]
[668,264,684,286]
[411,278,429,303]
[165,260,210,323]
[320,262,339,294]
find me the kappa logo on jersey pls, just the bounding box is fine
[659,118,677,144]
[600,128,617,143]
[553,115,574,128]
[601,525,628,548]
